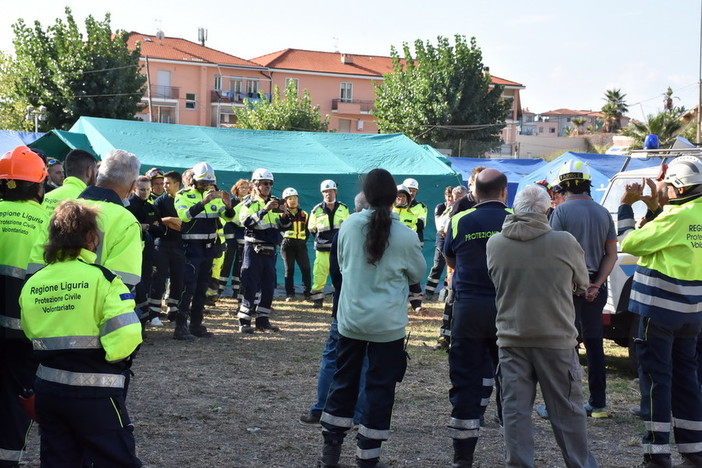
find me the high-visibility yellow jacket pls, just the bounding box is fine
[41,176,87,213]
[393,205,419,233]
[28,186,143,288]
[408,199,428,242]
[240,194,291,245]
[20,249,142,397]
[309,202,349,251]
[175,186,235,242]
[620,195,702,326]
[0,199,49,339]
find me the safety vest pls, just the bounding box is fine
[42,176,87,213]
[392,205,419,232]
[309,201,350,251]
[20,249,142,397]
[621,195,702,325]
[240,194,291,245]
[175,186,234,242]
[0,199,49,338]
[408,199,428,242]
[283,208,309,240]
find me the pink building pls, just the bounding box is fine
[252,49,524,139]
[126,32,524,146]
[127,31,269,127]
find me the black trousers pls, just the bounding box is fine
[0,338,36,468]
[36,390,141,467]
[280,238,311,297]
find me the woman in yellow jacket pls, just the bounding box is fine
[20,200,143,467]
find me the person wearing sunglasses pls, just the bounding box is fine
[44,158,65,193]
[145,167,165,201]
[237,168,291,333]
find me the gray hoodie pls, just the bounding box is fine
[486,212,590,349]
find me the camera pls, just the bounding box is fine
[269,196,284,213]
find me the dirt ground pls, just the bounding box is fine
[22,297,659,467]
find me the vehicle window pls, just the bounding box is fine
[602,177,652,221]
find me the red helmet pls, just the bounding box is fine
[0,146,47,183]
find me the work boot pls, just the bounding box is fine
[641,454,672,468]
[313,300,324,309]
[675,453,702,468]
[452,458,473,468]
[318,441,342,468]
[256,316,280,332]
[189,324,214,338]
[356,457,388,467]
[173,315,196,341]
[239,319,254,334]
[300,411,321,424]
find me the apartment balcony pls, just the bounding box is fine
[331,99,374,114]
[211,90,271,104]
[151,85,179,100]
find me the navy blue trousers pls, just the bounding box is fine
[321,336,406,461]
[0,339,36,467]
[35,391,141,467]
[638,316,702,457]
[240,244,277,316]
[448,294,501,458]
[573,283,607,409]
[179,242,216,327]
[149,241,185,316]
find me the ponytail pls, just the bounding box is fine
[362,168,398,265]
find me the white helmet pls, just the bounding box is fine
[282,187,298,199]
[320,179,337,192]
[558,160,591,183]
[252,168,273,181]
[403,178,419,190]
[396,184,411,197]
[192,162,216,183]
[663,156,702,188]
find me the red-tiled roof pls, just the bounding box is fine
[127,32,265,68]
[542,108,603,117]
[251,48,522,87]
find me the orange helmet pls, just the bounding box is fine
[0,146,48,183]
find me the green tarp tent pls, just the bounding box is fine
[32,117,461,288]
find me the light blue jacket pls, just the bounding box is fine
[336,210,426,342]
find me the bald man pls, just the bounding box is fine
[442,169,511,467]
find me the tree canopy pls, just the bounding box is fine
[621,108,689,147]
[601,88,628,133]
[373,35,510,156]
[233,80,330,132]
[6,7,146,130]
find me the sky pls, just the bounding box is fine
[2,0,701,119]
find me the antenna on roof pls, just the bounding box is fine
[198,27,208,47]
[332,36,339,53]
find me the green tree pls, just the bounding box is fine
[570,117,587,136]
[601,88,628,133]
[373,35,510,156]
[9,7,146,130]
[620,108,689,147]
[0,52,32,130]
[233,80,330,132]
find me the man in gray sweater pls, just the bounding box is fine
[486,185,598,468]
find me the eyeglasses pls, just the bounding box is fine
[257,181,273,187]
[47,158,60,167]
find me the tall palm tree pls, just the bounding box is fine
[602,88,628,132]
[620,110,688,147]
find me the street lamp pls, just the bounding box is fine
[25,105,47,132]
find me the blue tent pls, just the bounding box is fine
[516,152,665,202]
[447,157,547,206]
[0,130,44,154]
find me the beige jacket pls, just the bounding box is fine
[486,212,589,348]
